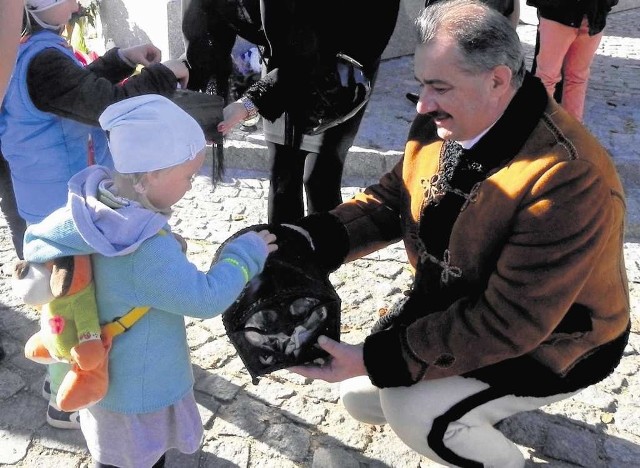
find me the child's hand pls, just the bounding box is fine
[121,43,162,67]
[256,230,278,254]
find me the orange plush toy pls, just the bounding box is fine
[13,255,110,412]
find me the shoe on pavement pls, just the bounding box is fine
[47,401,81,430]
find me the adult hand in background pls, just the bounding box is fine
[217,101,248,135]
[120,43,162,67]
[161,59,190,89]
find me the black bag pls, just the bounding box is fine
[218,225,341,384]
[168,89,225,182]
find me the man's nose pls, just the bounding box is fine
[416,90,437,115]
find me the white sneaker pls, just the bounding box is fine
[46,401,81,430]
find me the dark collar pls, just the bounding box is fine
[465,72,548,172]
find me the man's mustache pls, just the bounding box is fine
[427,111,450,120]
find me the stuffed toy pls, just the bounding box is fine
[12,255,110,412]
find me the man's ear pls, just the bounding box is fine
[491,64,513,94]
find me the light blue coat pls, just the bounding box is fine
[24,166,268,414]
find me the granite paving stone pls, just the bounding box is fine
[0,8,638,467]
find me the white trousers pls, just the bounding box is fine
[340,375,577,467]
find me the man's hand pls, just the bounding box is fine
[120,43,162,67]
[161,59,190,89]
[289,335,367,383]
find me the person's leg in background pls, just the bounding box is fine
[0,154,78,427]
[530,10,564,102]
[0,150,27,362]
[302,149,344,215]
[267,142,309,224]
[534,17,578,104]
[303,105,366,215]
[0,151,26,260]
[266,108,361,223]
[560,17,603,121]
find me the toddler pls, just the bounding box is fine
[22,94,277,467]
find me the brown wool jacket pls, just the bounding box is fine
[328,78,629,389]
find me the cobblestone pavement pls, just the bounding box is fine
[1,8,639,468]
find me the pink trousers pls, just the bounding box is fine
[535,16,603,121]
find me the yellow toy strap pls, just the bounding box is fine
[102,306,151,339]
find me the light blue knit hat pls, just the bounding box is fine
[99,94,206,174]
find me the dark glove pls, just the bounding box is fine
[292,212,350,273]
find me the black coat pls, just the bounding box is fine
[182,0,400,128]
[526,0,619,35]
[182,0,265,98]
[426,0,515,17]
[26,46,178,125]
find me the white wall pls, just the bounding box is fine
[98,0,184,60]
[98,0,425,61]
[97,0,640,63]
